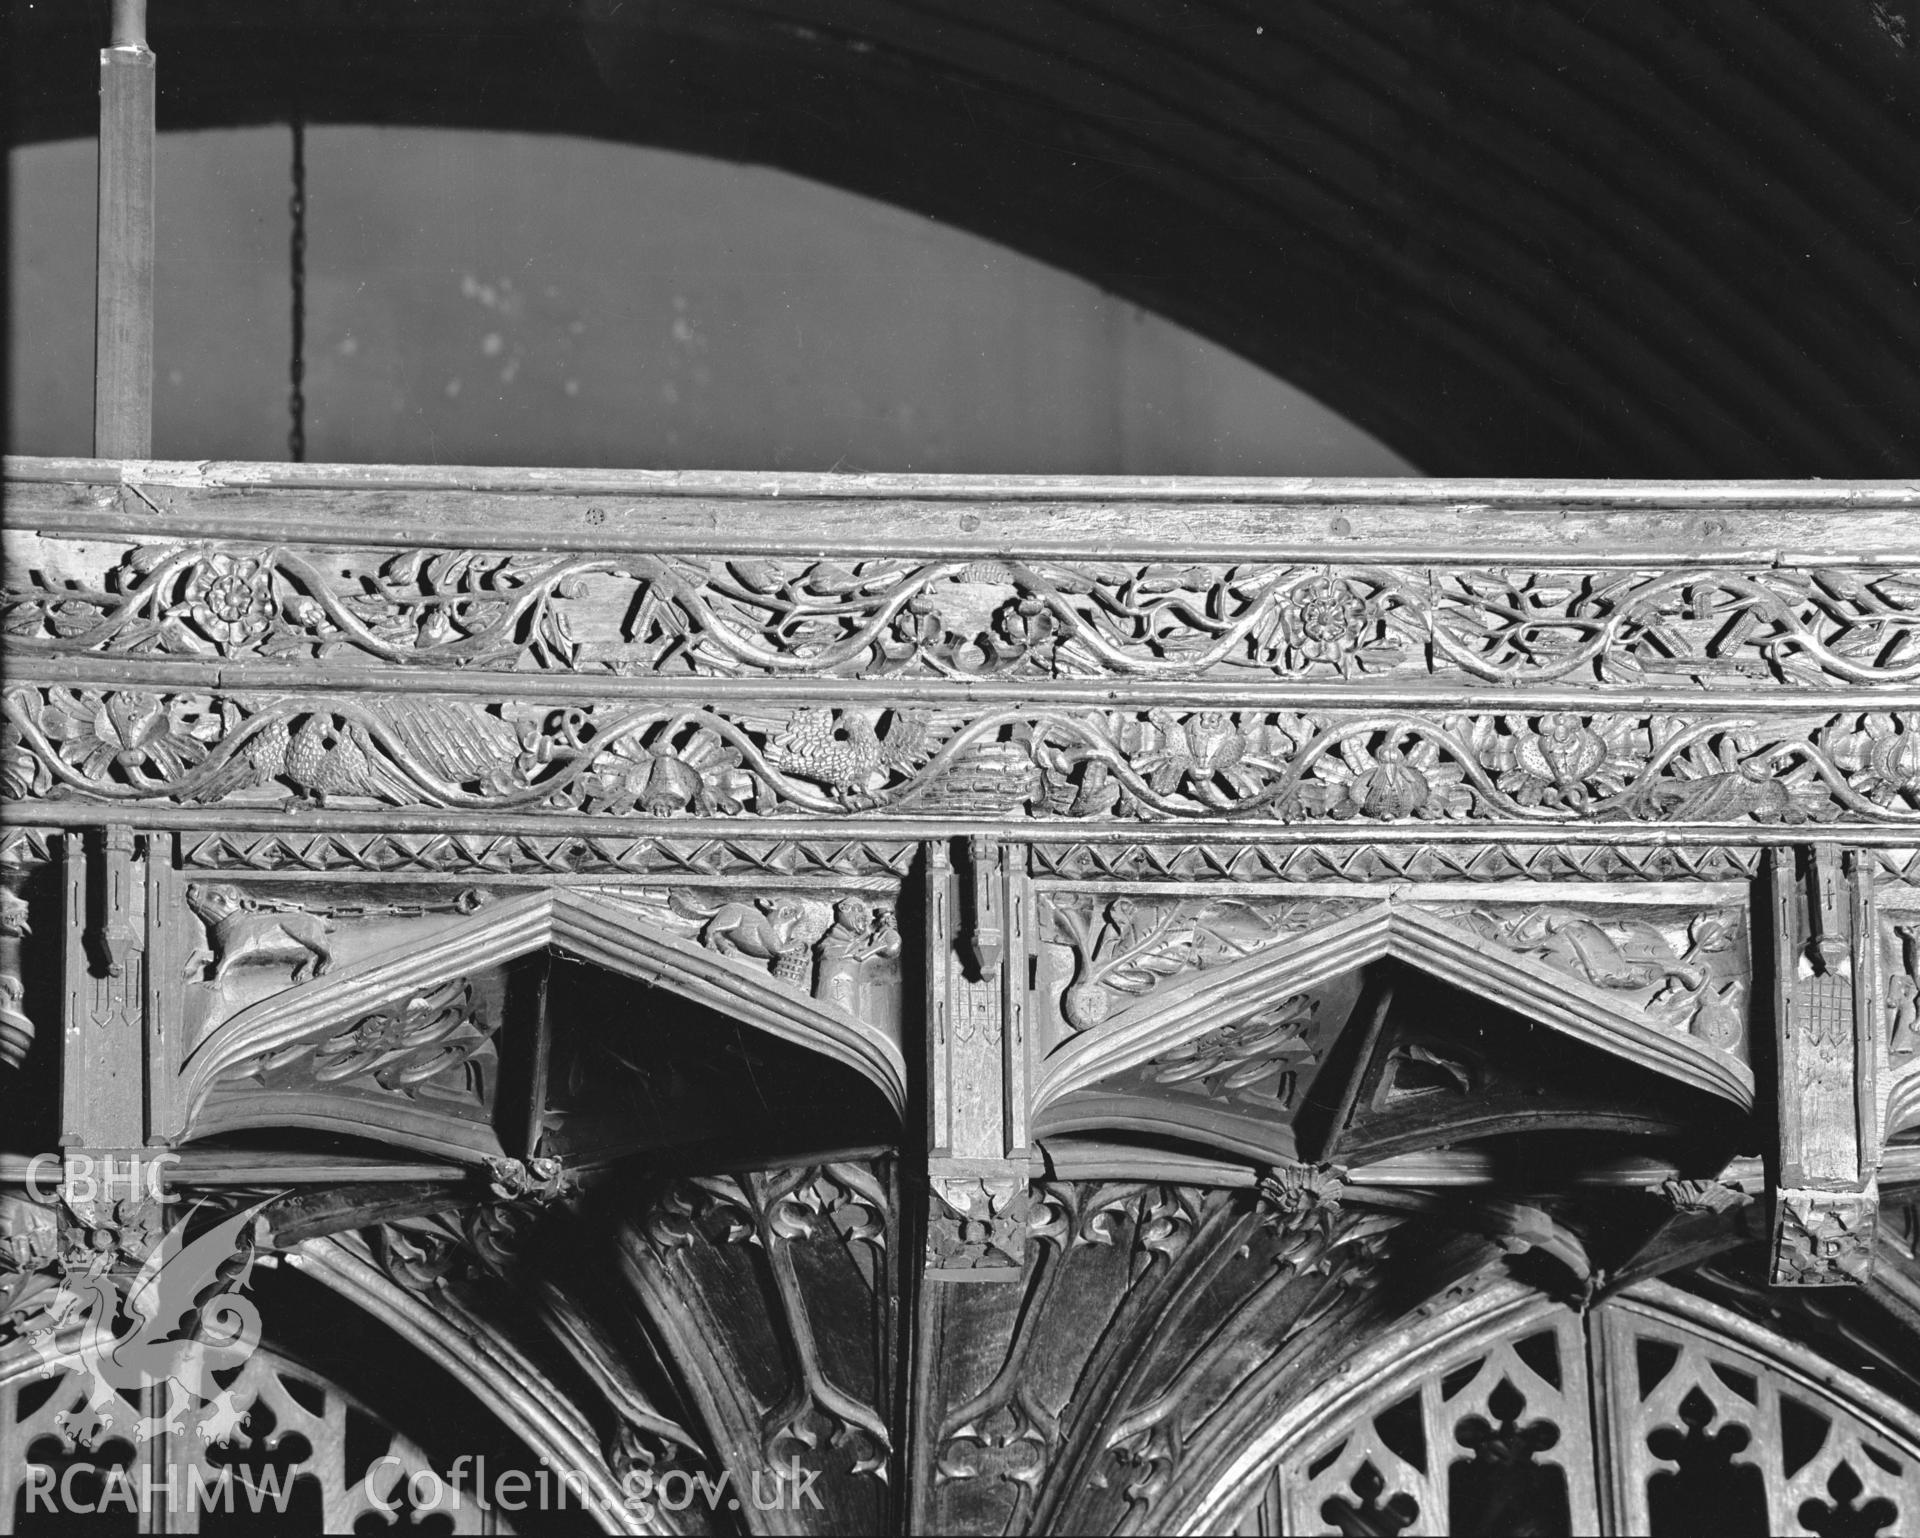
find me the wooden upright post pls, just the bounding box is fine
[93,0,156,459]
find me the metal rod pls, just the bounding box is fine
[288,115,307,462]
[93,0,155,459]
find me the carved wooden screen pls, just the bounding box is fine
[1238,1282,1920,1538]
[1,1343,495,1534]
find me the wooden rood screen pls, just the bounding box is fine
[4,461,1920,1535]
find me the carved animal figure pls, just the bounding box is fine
[1482,910,1700,993]
[703,896,835,986]
[768,708,931,792]
[1633,764,1803,823]
[185,883,334,983]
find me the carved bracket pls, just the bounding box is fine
[926,1161,1028,1282]
[1771,1185,1879,1286]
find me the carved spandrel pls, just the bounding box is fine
[174,877,904,1066]
[1041,894,1368,1043]
[178,881,503,1053]
[1038,891,1752,1072]
[1438,902,1750,1054]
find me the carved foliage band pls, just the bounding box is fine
[12,542,1920,687]
[9,689,1920,827]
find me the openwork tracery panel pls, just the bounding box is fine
[1,1343,492,1533]
[1236,1281,1920,1538]
[1594,1289,1920,1538]
[1258,1293,1597,1536]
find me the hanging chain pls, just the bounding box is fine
[288,114,307,462]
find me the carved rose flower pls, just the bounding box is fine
[183,552,275,650]
[1275,575,1378,670]
[1828,713,1920,809]
[40,689,210,783]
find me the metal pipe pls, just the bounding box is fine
[108,0,147,49]
[93,0,156,459]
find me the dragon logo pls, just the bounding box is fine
[28,1201,269,1448]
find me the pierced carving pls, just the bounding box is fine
[1273,1300,1596,1535]
[17,545,1920,689]
[11,688,1920,827]
[769,707,933,793]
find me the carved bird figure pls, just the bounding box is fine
[769,708,931,792]
[282,717,371,806]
